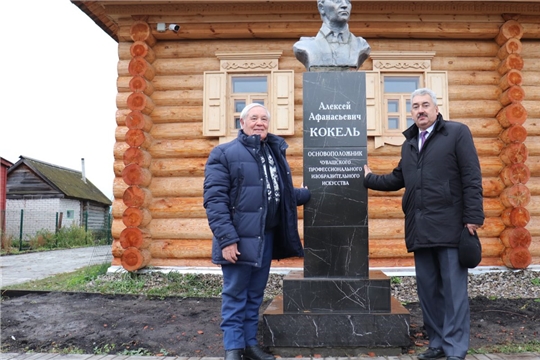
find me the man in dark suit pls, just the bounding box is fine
[363,88,484,360]
[293,0,371,70]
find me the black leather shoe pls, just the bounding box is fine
[418,348,445,360]
[225,349,243,360]
[446,357,464,360]
[243,345,274,360]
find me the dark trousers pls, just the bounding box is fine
[414,247,470,358]
[220,230,274,350]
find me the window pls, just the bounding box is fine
[366,52,449,148]
[383,75,420,132]
[230,75,268,133]
[203,52,294,142]
[66,210,74,219]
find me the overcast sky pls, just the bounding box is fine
[0,0,118,199]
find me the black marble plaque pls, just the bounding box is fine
[303,147,367,227]
[304,226,368,278]
[303,72,367,149]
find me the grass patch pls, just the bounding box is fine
[470,341,540,354]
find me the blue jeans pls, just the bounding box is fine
[220,230,274,350]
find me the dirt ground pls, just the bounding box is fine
[1,292,539,357]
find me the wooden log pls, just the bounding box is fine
[522,86,540,104]
[431,57,499,72]
[122,163,152,187]
[525,119,540,138]
[500,184,531,208]
[123,186,153,208]
[123,207,152,227]
[500,143,528,165]
[500,227,532,248]
[126,92,155,114]
[501,206,530,227]
[482,177,506,198]
[499,124,527,144]
[121,247,152,272]
[149,139,223,159]
[526,195,540,216]
[151,90,204,107]
[497,38,522,60]
[123,147,152,167]
[150,122,204,140]
[152,58,219,75]
[128,57,156,80]
[130,41,156,63]
[499,85,526,106]
[457,118,502,138]
[498,54,524,75]
[151,105,202,123]
[448,85,500,101]
[151,75,204,91]
[501,247,532,269]
[522,100,540,118]
[499,163,530,186]
[496,102,528,128]
[125,111,153,132]
[112,218,125,239]
[129,75,155,96]
[150,197,206,219]
[125,129,153,149]
[120,227,152,249]
[116,109,131,126]
[112,199,127,219]
[130,21,157,46]
[495,20,524,46]
[528,156,540,177]
[111,239,124,258]
[527,177,540,196]
[449,100,501,118]
[499,69,523,90]
[447,71,499,86]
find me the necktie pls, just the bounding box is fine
[419,131,428,151]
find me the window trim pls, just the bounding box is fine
[203,51,295,142]
[366,51,449,148]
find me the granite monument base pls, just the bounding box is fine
[262,270,410,355]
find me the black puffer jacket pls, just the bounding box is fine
[364,115,484,252]
[204,130,310,267]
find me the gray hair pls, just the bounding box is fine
[240,103,271,121]
[411,88,438,105]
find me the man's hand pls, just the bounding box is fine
[364,165,372,175]
[222,243,241,263]
[465,223,481,235]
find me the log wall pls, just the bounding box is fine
[111,11,540,271]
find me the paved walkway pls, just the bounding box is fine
[1,249,539,360]
[1,352,539,359]
[0,246,111,287]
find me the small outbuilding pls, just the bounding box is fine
[5,156,112,240]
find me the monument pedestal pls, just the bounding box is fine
[263,271,410,356]
[262,71,410,355]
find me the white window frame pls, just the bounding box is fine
[203,51,294,143]
[366,51,449,148]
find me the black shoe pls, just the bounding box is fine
[225,349,243,360]
[446,357,464,360]
[243,345,274,360]
[418,348,445,360]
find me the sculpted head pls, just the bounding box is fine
[318,0,352,27]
